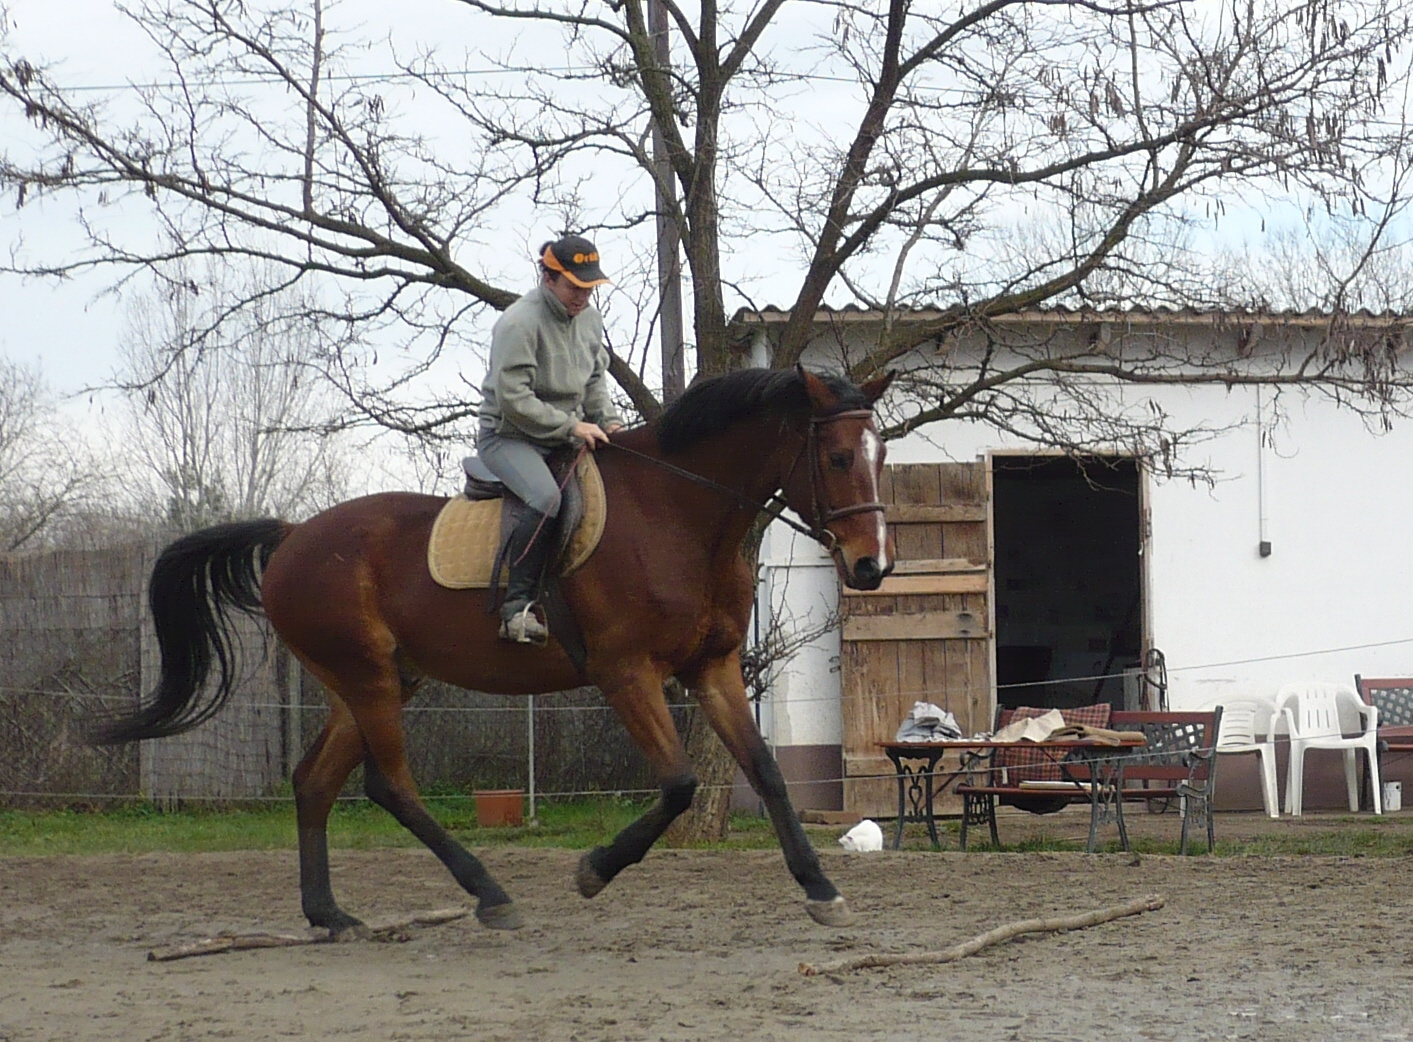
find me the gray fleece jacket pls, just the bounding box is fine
[478,283,623,446]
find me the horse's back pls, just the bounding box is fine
[261,491,450,643]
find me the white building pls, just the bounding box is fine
[742,307,1413,813]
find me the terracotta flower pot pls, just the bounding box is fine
[473,789,525,827]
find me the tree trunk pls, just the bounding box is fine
[663,520,770,846]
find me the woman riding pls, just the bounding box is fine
[477,234,624,643]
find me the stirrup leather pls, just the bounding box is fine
[499,601,548,645]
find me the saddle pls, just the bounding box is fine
[426,449,607,590]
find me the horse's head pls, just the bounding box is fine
[785,366,896,591]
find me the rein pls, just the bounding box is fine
[602,409,886,551]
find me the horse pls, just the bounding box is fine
[92,365,895,934]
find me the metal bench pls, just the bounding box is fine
[957,707,1222,854]
[1354,676,1413,810]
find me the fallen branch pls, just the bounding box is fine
[147,906,470,962]
[799,893,1164,976]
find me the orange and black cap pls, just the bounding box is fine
[541,235,611,289]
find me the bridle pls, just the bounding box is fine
[603,408,886,554]
[786,409,888,553]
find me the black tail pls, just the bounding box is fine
[91,518,290,745]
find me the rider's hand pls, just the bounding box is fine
[571,420,611,448]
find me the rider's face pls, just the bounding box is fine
[546,274,595,317]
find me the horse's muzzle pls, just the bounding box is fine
[847,556,890,591]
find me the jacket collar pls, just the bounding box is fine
[537,282,571,323]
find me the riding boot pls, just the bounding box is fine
[499,509,553,644]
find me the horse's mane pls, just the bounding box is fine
[654,368,870,454]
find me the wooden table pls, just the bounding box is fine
[879,736,1146,851]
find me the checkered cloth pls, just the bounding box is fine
[993,704,1113,783]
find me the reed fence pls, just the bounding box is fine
[0,541,657,809]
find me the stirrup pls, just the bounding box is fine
[499,602,548,646]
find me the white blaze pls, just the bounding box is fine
[860,428,889,568]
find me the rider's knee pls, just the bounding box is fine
[525,487,562,517]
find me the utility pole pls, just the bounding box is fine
[649,0,685,402]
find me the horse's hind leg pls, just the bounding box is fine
[294,662,521,932]
[684,652,853,927]
[353,695,523,930]
[291,700,368,937]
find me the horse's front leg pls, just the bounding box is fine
[683,651,854,927]
[575,671,697,900]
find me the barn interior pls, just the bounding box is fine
[991,454,1144,712]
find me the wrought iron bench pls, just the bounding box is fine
[1354,676,1413,809]
[957,707,1222,854]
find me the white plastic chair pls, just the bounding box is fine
[1275,682,1382,816]
[1214,699,1280,818]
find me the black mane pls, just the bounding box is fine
[655,368,870,454]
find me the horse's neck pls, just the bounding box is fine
[675,423,797,503]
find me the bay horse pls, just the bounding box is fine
[93,365,894,934]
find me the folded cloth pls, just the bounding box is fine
[1046,724,1147,746]
[992,707,1066,743]
[894,701,963,742]
[989,711,1145,747]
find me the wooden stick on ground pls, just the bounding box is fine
[147,907,469,962]
[799,893,1165,976]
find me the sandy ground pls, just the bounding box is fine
[2,810,1412,1042]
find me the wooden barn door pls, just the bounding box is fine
[840,461,993,818]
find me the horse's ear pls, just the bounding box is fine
[860,369,896,406]
[796,364,837,411]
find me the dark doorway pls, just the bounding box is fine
[992,456,1143,712]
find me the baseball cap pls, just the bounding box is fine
[541,235,611,288]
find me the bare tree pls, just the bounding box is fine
[2,1,1409,428]
[0,360,92,550]
[116,261,349,529]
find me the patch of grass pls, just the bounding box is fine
[1226,825,1413,857]
[881,813,1413,857]
[0,804,302,855]
[0,796,784,857]
[7,801,1413,859]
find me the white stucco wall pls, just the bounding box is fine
[756,535,842,747]
[758,358,1413,747]
[1146,385,1413,709]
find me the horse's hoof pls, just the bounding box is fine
[575,853,608,898]
[805,896,856,927]
[476,901,524,931]
[331,922,372,942]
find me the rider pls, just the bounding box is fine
[477,234,624,643]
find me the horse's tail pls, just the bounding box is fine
[90,518,291,745]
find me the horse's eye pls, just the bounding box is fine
[828,451,853,471]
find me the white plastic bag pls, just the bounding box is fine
[838,818,884,852]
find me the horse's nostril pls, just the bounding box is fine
[853,557,884,589]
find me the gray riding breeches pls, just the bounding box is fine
[475,429,563,517]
